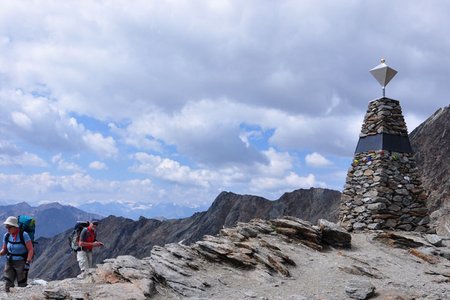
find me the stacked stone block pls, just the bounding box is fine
[340,98,429,232]
[359,99,408,136]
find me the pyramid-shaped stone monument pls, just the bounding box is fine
[339,60,429,232]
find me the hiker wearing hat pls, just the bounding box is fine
[0,216,34,293]
[77,220,103,277]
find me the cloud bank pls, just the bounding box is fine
[0,1,448,213]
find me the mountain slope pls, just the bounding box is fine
[182,188,340,244]
[30,187,341,280]
[410,105,450,235]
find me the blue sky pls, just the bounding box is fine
[0,1,449,216]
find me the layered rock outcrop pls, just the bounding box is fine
[6,216,450,299]
[340,98,429,232]
[31,188,341,280]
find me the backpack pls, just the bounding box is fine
[68,221,89,252]
[17,215,36,243]
[4,215,36,259]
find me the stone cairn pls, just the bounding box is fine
[340,97,429,232]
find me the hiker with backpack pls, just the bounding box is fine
[76,220,103,278]
[0,216,34,293]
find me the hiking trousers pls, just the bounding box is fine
[77,250,93,273]
[3,259,28,291]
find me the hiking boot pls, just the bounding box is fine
[5,286,10,293]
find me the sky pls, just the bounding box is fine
[0,1,449,216]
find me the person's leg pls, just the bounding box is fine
[3,260,16,292]
[77,251,89,274]
[15,260,27,287]
[87,251,93,269]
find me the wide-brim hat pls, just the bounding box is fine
[4,216,19,228]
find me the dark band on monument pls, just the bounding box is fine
[355,133,413,154]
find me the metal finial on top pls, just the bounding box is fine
[370,59,397,97]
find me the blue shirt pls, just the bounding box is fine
[3,231,31,260]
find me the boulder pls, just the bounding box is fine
[345,280,376,300]
[318,219,351,249]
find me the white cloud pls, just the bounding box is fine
[0,89,118,158]
[120,99,269,167]
[249,173,320,192]
[82,132,118,158]
[89,161,107,170]
[109,122,163,152]
[1,1,448,122]
[52,154,83,173]
[256,148,294,177]
[305,152,333,167]
[118,98,362,171]
[130,147,320,199]
[131,152,212,187]
[11,111,32,130]
[248,149,326,194]
[267,113,362,157]
[0,140,47,167]
[0,172,156,205]
[0,153,47,168]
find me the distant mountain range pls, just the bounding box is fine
[31,188,341,280]
[77,201,209,220]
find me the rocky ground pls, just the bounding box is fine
[2,216,450,300]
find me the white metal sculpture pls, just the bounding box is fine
[370,59,398,97]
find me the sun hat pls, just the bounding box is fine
[4,216,19,228]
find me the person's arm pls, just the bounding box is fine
[79,240,102,247]
[0,234,7,256]
[93,232,103,247]
[25,240,33,263]
[0,243,6,256]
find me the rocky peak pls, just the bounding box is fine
[36,202,64,210]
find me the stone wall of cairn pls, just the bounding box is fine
[340,98,430,232]
[359,98,409,137]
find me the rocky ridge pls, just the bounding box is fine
[410,105,450,236]
[4,216,450,299]
[30,188,341,280]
